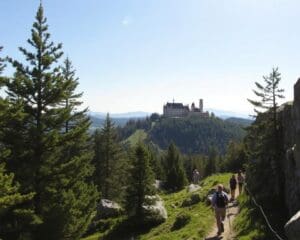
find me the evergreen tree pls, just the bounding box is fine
[147,144,164,180]
[93,114,128,201]
[222,141,246,172]
[164,143,187,191]
[125,144,155,219]
[0,163,39,240]
[204,146,218,177]
[0,47,40,240]
[61,57,83,133]
[246,67,285,205]
[4,5,98,239]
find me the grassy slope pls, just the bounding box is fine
[124,129,147,146]
[82,173,231,240]
[139,173,231,240]
[233,194,267,240]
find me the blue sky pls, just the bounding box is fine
[1,0,300,114]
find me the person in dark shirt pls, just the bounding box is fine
[229,174,237,201]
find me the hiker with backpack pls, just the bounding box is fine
[211,184,229,235]
[237,170,245,194]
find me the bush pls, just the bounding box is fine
[171,213,191,231]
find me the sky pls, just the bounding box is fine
[1,0,300,115]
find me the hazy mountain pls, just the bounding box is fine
[207,108,251,119]
[225,117,253,127]
[89,111,150,119]
[89,116,131,129]
[88,109,252,130]
[90,109,250,120]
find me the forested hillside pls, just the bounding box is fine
[119,116,246,154]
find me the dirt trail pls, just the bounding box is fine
[204,194,240,240]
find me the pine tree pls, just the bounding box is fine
[222,141,246,172]
[0,163,39,240]
[247,67,284,137]
[4,5,98,239]
[61,57,83,133]
[125,144,155,219]
[246,67,285,205]
[164,143,187,191]
[93,114,128,201]
[0,47,40,240]
[204,146,218,176]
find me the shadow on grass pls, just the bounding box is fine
[102,217,162,240]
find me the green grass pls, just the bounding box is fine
[233,193,268,240]
[82,173,231,240]
[124,129,147,146]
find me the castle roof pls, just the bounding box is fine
[165,102,189,109]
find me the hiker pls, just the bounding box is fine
[192,168,200,184]
[229,174,237,201]
[237,170,245,194]
[211,184,229,235]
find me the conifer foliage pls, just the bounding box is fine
[93,114,128,201]
[3,5,98,240]
[125,144,155,219]
[246,68,285,206]
[0,47,40,240]
[164,143,187,191]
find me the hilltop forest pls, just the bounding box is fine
[118,115,247,155]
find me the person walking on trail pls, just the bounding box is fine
[211,184,229,235]
[237,170,245,194]
[229,174,237,201]
[192,168,200,184]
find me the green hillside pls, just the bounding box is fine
[119,116,245,155]
[82,173,231,240]
[123,129,148,146]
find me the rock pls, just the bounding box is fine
[171,213,191,231]
[187,184,201,193]
[96,199,122,219]
[181,193,201,207]
[285,210,300,240]
[143,195,168,224]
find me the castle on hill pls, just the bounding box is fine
[163,99,209,118]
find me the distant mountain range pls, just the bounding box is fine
[206,108,251,120]
[89,111,150,119]
[89,109,251,121]
[88,111,150,129]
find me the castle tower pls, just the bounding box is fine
[199,99,203,112]
[191,102,195,111]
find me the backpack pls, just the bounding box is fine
[216,192,227,208]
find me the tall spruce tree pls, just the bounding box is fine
[164,143,187,191]
[246,67,285,205]
[0,47,40,240]
[125,144,155,219]
[61,57,83,133]
[4,5,98,239]
[93,114,128,201]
